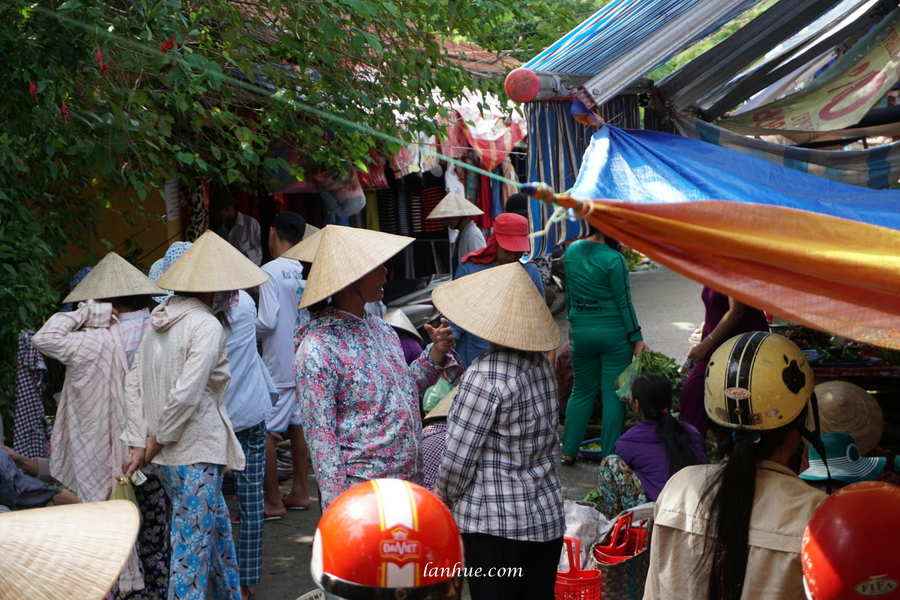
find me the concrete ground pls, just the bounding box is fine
[232,265,704,599]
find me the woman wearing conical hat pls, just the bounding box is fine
[432,262,565,600]
[292,225,460,510]
[31,252,165,596]
[121,231,266,600]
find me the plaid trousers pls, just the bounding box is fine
[233,422,266,587]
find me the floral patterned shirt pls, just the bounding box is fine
[294,307,459,508]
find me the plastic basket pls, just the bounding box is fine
[555,537,601,600]
[589,514,653,600]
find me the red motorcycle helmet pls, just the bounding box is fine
[311,479,464,600]
[802,481,900,599]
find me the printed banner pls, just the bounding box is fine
[721,8,900,133]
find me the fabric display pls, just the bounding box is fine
[455,104,528,171]
[13,331,48,459]
[421,186,445,232]
[476,174,494,230]
[317,170,366,217]
[396,180,412,236]
[357,148,389,189]
[407,175,423,234]
[419,133,441,173]
[364,190,380,232]
[377,187,399,234]
[500,158,519,207]
[444,163,466,199]
[390,138,421,177]
[185,182,208,242]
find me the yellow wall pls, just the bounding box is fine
[64,186,183,273]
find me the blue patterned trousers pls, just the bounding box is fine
[157,463,241,600]
[233,422,266,587]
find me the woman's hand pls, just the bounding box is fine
[687,337,716,363]
[633,340,650,357]
[122,447,144,479]
[425,318,455,363]
[144,436,163,465]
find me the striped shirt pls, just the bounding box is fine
[435,347,565,542]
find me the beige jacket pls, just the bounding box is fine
[643,460,826,600]
[122,296,245,469]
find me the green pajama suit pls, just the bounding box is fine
[561,240,642,459]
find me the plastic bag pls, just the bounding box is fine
[615,360,639,401]
[113,477,142,524]
[422,377,453,413]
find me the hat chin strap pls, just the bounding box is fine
[791,391,832,494]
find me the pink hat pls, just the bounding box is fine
[492,213,531,253]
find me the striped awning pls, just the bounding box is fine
[523,0,761,106]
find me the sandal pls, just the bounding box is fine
[561,456,577,466]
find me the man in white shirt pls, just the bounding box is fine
[256,211,312,518]
[214,190,263,266]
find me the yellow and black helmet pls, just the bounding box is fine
[704,332,814,430]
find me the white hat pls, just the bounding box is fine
[299,226,413,309]
[384,309,423,343]
[63,252,165,303]
[156,230,269,292]
[432,262,561,352]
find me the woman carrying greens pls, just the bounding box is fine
[560,224,648,465]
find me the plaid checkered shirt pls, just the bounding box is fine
[435,347,565,542]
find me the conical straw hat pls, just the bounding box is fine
[424,386,456,424]
[425,192,484,219]
[384,309,423,343]
[808,381,885,454]
[281,224,323,262]
[156,230,269,292]
[0,500,140,600]
[432,262,561,352]
[63,252,165,303]
[299,226,413,309]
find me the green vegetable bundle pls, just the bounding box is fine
[615,351,685,401]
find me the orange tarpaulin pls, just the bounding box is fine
[538,192,900,349]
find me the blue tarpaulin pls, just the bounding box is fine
[568,125,900,231]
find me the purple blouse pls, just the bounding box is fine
[613,419,708,501]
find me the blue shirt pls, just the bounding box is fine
[224,291,276,432]
[451,260,544,367]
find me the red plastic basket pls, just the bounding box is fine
[593,514,650,565]
[555,536,601,600]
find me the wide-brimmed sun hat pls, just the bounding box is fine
[432,261,561,352]
[63,252,165,304]
[425,192,484,220]
[384,309,423,343]
[279,224,322,263]
[800,432,886,484]
[155,230,269,292]
[0,500,140,600]
[298,226,413,309]
[491,213,531,253]
[809,381,884,454]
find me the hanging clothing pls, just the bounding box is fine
[474,174,494,230]
[217,211,263,266]
[293,307,460,509]
[13,331,48,459]
[500,159,519,207]
[364,190,380,232]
